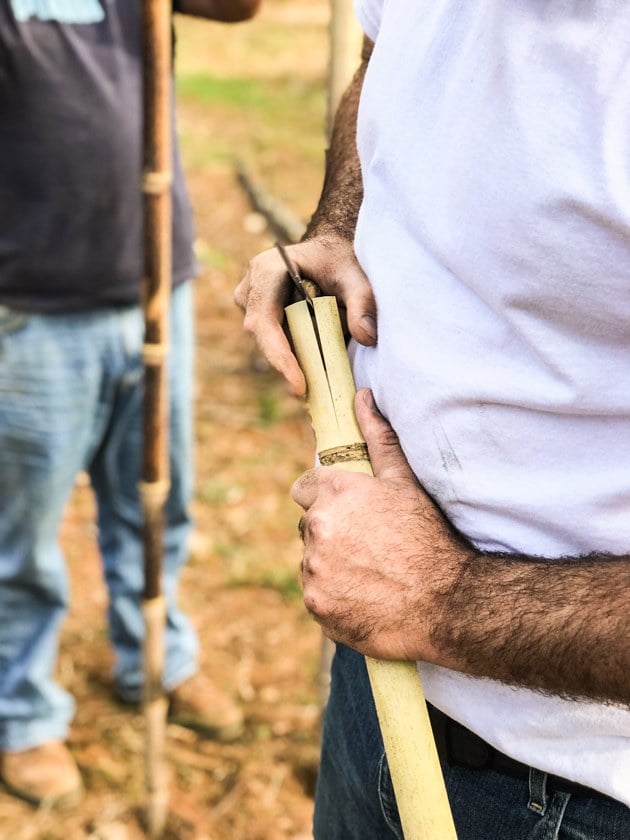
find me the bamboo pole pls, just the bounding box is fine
[285,297,458,840]
[317,0,365,710]
[140,1,172,836]
[327,0,364,138]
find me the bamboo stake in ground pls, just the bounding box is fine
[285,296,458,840]
[140,0,172,836]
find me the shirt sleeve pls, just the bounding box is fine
[354,0,383,41]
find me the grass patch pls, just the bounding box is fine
[177,72,323,120]
[257,392,282,425]
[194,238,229,270]
[258,567,302,600]
[196,480,239,506]
[176,72,326,176]
[225,564,302,601]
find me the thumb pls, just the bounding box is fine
[355,389,418,484]
[297,238,377,347]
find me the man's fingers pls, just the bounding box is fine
[291,467,320,510]
[235,236,378,400]
[246,312,306,396]
[355,389,418,485]
[297,515,307,543]
[336,268,378,347]
[295,243,377,348]
[236,248,307,395]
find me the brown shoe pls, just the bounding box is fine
[0,741,83,808]
[167,672,244,741]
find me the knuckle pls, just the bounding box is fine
[303,589,329,621]
[244,263,259,285]
[301,547,325,582]
[305,511,326,541]
[326,471,350,496]
[302,590,319,616]
[247,253,264,273]
[292,468,317,496]
[242,309,259,336]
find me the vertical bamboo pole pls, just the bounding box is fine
[140,1,172,836]
[327,0,364,137]
[286,298,458,840]
[318,0,365,711]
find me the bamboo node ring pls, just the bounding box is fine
[142,342,168,365]
[138,479,171,506]
[142,170,173,195]
[318,442,369,466]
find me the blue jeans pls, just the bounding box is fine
[0,283,198,750]
[315,645,630,840]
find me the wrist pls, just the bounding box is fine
[302,217,355,246]
[427,542,479,670]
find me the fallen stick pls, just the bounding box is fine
[285,295,457,840]
[235,161,307,244]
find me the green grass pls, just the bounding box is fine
[193,238,229,269]
[258,567,302,600]
[176,72,326,172]
[196,479,242,506]
[177,72,323,121]
[224,561,302,601]
[257,392,282,425]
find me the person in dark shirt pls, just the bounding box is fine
[0,0,260,807]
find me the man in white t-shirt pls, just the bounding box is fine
[236,2,630,837]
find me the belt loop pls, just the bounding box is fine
[528,768,548,815]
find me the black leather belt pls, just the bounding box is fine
[427,703,616,803]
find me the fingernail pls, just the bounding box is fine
[362,389,377,410]
[360,314,377,342]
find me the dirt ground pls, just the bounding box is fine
[0,3,352,838]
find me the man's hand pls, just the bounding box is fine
[234,237,377,396]
[292,395,630,704]
[235,36,372,395]
[175,0,261,22]
[291,388,472,663]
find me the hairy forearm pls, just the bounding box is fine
[293,390,630,706]
[175,0,260,22]
[435,550,630,705]
[304,36,373,243]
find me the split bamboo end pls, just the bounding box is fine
[285,296,367,459]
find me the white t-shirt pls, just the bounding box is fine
[353,0,630,805]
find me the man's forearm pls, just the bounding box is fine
[175,0,260,22]
[435,549,630,705]
[293,393,630,706]
[304,36,373,243]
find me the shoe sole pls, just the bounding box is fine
[1,777,84,810]
[167,712,245,742]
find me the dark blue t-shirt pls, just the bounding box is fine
[0,0,196,312]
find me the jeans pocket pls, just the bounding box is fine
[377,752,404,839]
[0,305,28,336]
